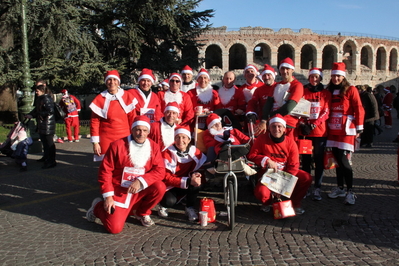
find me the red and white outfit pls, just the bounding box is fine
[246,82,276,119]
[239,80,264,103]
[149,118,176,152]
[89,89,137,161]
[326,85,365,152]
[59,92,81,141]
[129,88,163,123]
[92,135,166,234]
[248,132,312,208]
[217,85,246,114]
[180,65,197,93]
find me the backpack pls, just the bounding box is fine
[61,96,77,113]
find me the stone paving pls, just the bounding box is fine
[0,118,399,265]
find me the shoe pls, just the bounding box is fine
[86,197,102,222]
[36,158,45,162]
[136,215,155,227]
[57,138,64,143]
[42,162,57,169]
[185,207,198,222]
[344,191,356,205]
[294,207,305,215]
[328,187,346,198]
[385,125,392,129]
[74,140,80,142]
[65,140,73,143]
[312,188,322,201]
[260,205,271,213]
[20,166,27,172]
[157,205,168,217]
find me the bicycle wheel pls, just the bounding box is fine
[227,179,235,230]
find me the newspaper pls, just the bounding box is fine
[260,169,298,198]
[289,98,311,117]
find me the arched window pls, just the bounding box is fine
[229,44,246,70]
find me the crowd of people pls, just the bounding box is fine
[78,59,399,234]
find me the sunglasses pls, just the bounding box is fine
[170,80,181,83]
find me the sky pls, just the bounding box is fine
[196,0,399,39]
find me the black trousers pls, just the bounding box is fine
[160,186,200,208]
[39,134,56,164]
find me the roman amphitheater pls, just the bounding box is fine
[197,27,399,89]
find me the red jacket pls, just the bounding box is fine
[157,90,194,127]
[129,88,163,123]
[246,82,276,118]
[203,127,250,155]
[239,80,264,103]
[217,85,246,114]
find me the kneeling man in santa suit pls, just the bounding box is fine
[86,115,166,234]
[248,114,312,215]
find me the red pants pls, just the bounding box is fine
[254,169,312,208]
[93,180,166,234]
[65,116,80,141]
[385,111,392,126]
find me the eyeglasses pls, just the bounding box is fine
[170,80,181,83]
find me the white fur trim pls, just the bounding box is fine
[261,69,276,79]
[174,128,191,139]
[279,62,295,70]
[132,120,151,130]
[208,118,221,129]
[164,90,183,105]
[138,74,154,83]
[181,176,189,189]
[261,156,269,168]
[105,75,120,84]
[161,119,176,149]
[331,70,346,77]
[196,85,213,104]
[219,86,236,106]
[196,71,210,80]
[269,117,286,127]
[164,105,180,114]
[91,136,100,143]
[244,65,259,74]
[128,136,151,168]
[181,69,193,74]
[309,69,323,77]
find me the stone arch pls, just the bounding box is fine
[277,43,295,67]
[321,43,338,69]
[205,44,223,69]
[341,39,358,72]
[389,47,398,71]
[376,46,387,70]
[300,43,317,69]
[253,41,272,66]
[360,44,373,69]
[228,43,247,70]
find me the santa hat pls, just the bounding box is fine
[269,114,286,128]
[206,113,221,129]
[308,68,323,78]
[279,58,295,70]
[61,89,69,96]
[384,87,391,93]
[104,70,121,84]
[164,102,180,114]
[331,62,346,77]
[138,68,155,84]
[196,68,210,80]
[169,73,182,83]
[181,65,193,75]
[244,64,259,75]
[261,64,277,79]
[131,115,151,131]
[174,126,191,139]
[161,79,169,87]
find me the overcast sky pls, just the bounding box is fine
[197,0,399,39]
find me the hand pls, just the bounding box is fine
[190,172,202,187]
[104,196,115,214]
[246,113,257,123]
[128,179,142,194]
[266,159,278,173]
[255,121,267,135]
[93,143,101,156]
[299,123,312,135]
[25,114,33,119]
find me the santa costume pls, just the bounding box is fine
[89,116,166,234]
[89,70,138,161]
[239,64,264,103]
[59,89,81,142]
[180,65,197,93]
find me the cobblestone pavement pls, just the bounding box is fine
[1,120,399,265]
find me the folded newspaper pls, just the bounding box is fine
[260,169,298,198]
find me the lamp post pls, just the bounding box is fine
[18,0,34,121]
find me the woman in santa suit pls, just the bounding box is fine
[89,70,138,161]
[326,62,365,205]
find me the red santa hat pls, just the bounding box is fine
[181,65,193,75]
[384,87,391,93]
[131,115,151,131]
[161,79,169,87]
[331,62,346,77]
[206,113,221,129]
[174,126,191,139]
[104,70,121,84]
[279,57,295,70]
[261,64,277,79]
[269,114,286,128]
[244,64,259,75]
[164,101,180,114]
[168,73,182,84]
[138,68,155,84]
[308,68,323,78]
[61,89,68,94]
[196,68,210,80]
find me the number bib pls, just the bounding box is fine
[121,166,145,188]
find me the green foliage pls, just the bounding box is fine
[0,0,213,93]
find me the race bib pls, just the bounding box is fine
[140,108,155,123]
[309,102,321,120]
[329,114,343,130]
[121,166,145,188]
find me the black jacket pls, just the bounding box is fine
[29,94,56,135]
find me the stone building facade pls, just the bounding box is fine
[195,27,399,89]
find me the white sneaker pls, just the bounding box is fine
[136,215,155,227]
[185,207,198,222]
[86,197,102,222]
[344,191,356,205]
[328,187,346,198]
[157,205,168,217]
[74,139,80,142]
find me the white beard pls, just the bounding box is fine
[161,120,176,150]
[164,90,183,105]
[243,88,255,102]
[129,139,151,168]
[209,128,224,136]
[196,85,213,104]
[219,86,236,106]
